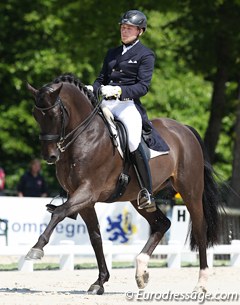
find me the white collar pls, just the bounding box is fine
[122,40,139,55]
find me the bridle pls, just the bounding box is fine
[34,86,102,153]
[34,87,68,145]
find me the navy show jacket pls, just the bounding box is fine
[93,41,155,103]
[93,41,169,152]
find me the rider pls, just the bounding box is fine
[90,10,155,210]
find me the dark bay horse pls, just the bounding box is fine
[27,74,221,294]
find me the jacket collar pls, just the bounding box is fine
[122,40,139,54]
[117,41,143,64]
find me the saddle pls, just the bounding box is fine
[100,106,155,159]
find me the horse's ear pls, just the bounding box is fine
[27,82,38,97]
[50,83,63,99]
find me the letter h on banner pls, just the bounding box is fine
[169,206,190,245]
[177,209,186,222]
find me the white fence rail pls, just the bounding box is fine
[0,239,240,272]
[1,198,240,272]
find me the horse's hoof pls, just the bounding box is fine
[135,253,150,288]
[46,203,56,213]
[87,284,104,295]
[135,271,149,289]
[25,248,44,260]
[193,285,207,293]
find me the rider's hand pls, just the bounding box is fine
[101,85,122,99]
[85,85,93,92]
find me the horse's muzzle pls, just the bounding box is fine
[46,154,59,164]
[41,144,60,164]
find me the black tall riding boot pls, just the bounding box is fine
[130,144,156,212]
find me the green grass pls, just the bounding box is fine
[0,260,230,271]
[0,262,59,271]
[0,263,18,271]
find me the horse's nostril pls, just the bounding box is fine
[47,155,57,164]
[50,155,57,161]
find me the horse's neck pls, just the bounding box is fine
[64,89,93,131]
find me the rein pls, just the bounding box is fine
[57,92,102,152]
[34,86,102,153]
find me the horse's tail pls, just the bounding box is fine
[186,125,223,250]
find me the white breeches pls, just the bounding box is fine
[102,99,142,152]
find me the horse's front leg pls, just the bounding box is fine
[25,212,65,260]
[52,184,95,218]
[26,188,93,259]
[26,183,96,259]
[25,188,92,260]
[79,206,110,295]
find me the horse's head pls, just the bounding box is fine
[28,82,67,164]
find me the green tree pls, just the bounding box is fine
[0,0,72,190]
[168,0,240,163]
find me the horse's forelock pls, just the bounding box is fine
[35,85,52,107]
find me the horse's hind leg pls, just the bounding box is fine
[187,200,208,292]
[79,206,110,295]
[180,184,208,292]
[131,200,171,288]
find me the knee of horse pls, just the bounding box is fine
[89,233,102,245]
[164,217,171,231]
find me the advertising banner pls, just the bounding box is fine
[0,197,150,246]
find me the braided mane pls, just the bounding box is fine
[52,73,97,106]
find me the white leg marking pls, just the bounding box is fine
[135,253,150,289]
[194,268,209,292]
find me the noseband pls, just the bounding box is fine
[34,86,102,153]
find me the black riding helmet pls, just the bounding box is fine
[119,10,147,32]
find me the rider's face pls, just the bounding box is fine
[120,24,142,44]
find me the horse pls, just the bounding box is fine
[26,73,221,295]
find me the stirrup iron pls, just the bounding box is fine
[137,188,156,212]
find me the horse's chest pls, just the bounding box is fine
[56,161,82,191]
